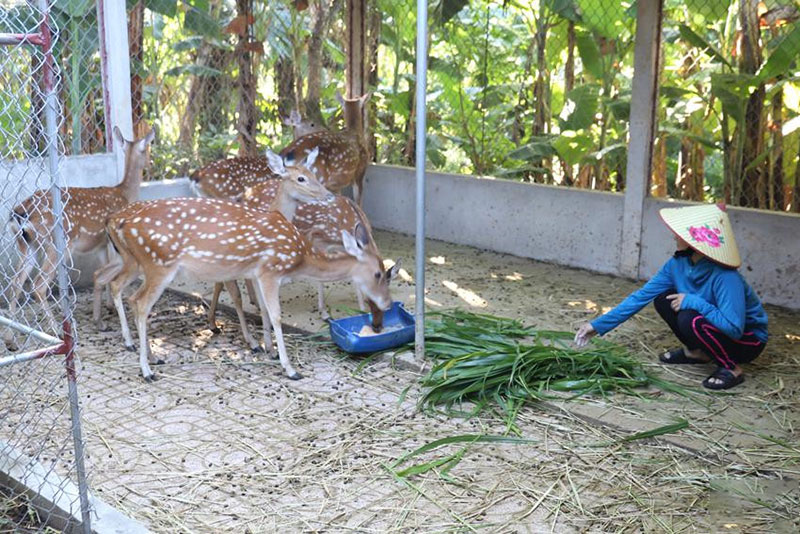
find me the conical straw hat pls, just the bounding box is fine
[659,204,741,268]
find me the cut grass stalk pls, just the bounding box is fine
[417,310,693,417]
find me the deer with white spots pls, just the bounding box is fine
[206,178,399,331]
[189,111,325,200]
[280,92,371,206]
[102,192,397,382]
[5,126,155,341]
[95,148,329,358]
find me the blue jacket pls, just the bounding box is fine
[591,254,768,342]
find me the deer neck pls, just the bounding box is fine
[117,150,147,202]
[296,250,358,282]
[269,183,300,222]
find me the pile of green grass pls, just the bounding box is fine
[419,310,686,415]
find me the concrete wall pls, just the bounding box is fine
[362,164,625,276]
[362,164,800,310]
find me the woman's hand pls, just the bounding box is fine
[666,293,686,312]
[574,323,596,348]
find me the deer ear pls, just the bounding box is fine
[140,126,157,150]
[266,149,287,176]
[112,126,125,145]
[387,258,401,280]
[341,230,365,260]
[354,222,370,248]
[304,146,319,168]
[360,92,371,105]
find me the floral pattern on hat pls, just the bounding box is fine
[687,225,724,248]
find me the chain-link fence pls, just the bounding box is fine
[1,0,91,532]
[657,0,800,212]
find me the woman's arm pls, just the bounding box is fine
[590,259,677,335]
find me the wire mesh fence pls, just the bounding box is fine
[1,0,91,532]
[657,0,800,212]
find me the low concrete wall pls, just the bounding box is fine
[362,164,800,310]
[362,165,625,276]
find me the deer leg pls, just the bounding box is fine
[224,280,262,354]
[3,237,36,350]
[102,258,140,351]
[130,267,177,382]
[92,247,112,330]
[353,173,365,207]
[208,282,223,333]
[316,282,331,321]
[252,277,275,359]
[244,279,259,307]
[31,245,60,334]
[255,276,300,380]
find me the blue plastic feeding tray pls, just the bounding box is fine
[329,301,415,354]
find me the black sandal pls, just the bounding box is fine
[702,367,745,390]
[659,348,707,364]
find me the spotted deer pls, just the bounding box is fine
[206,179,399,331]
[102,194,398,382]
[280,92,371,206]
[5,126,156,340]
[96,148,329,354]
[189,112,324,200]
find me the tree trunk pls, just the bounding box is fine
[367,0,380,161]
[276,57,297,137]
[305,0,335,127]
[179,44,212,150]
[128,1,145,135]
[769,87,785,210]
[738,0,766,208]
[651,134,667,197]
[235,0,258,157]
[565,20,575,93]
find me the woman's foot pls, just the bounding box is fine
[703,366,744,390]
[659,347,711,364]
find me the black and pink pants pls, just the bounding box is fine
[653,292,766,370]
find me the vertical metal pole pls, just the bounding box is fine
[37,1,92,531]
[414,0,428,361]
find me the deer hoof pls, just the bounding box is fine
[210,326,221,335]
[154,359,166,365]
[251,346,265,354]
[288,371,303,381]
[143,374,158,383]
[125,344,136,352]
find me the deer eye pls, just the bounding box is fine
[374,272,381,280]
[298,176,307,183]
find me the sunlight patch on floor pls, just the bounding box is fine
[442,280,488,308]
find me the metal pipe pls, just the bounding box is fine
[0,33,45,46]
[0,343,65,368]
[0,315,64,346]
[36,1,92,531]
[414,0,428,361]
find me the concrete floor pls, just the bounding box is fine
[5,230,800,532]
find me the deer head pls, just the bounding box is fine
[282,110,325,139]
[341,222,400,331]
[112,124,157,201]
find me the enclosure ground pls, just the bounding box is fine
[7,230,798,533]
